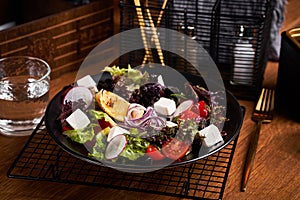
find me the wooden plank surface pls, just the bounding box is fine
[0,1,114,78]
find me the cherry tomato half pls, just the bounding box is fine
[162,138,189,160]
[199,106,209,118]
[198,100,206,108]
[198,100,209,118]
[146,145,165,160]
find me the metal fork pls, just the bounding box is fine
[241,88,275,192]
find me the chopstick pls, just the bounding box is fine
[143,0,165,66]
[133,0,154,63]
[156,0,169,27]
[134,0,167,66]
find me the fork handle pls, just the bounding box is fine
[241,120,262,192]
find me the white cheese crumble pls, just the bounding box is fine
[157,75,165,86]
[66,109,90,130]
[199,124,224,148]
[166,121,178,128]
[154,97,176,116]
[77,75,98,92]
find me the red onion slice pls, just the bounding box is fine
[125,104,166,129]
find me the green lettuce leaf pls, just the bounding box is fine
[88,133,107,160]
[89,109,114,122]
[119,135,150,161]
[63,123,97,144]
[103,65,128,76]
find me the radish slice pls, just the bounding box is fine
[63,86,93,108]
[105,134,127,160]
[173,100,194,117]
[107,126,129,142]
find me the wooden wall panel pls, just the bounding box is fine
[0,1,114,78]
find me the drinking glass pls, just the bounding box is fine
[0,56,51,136]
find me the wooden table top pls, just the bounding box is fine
[0,65,299,200]
[2,0,300,198]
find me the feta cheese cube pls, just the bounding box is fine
[154,97,176,116]
[66,109,90,130]
[166,121,178,128]
[199,124,223,148]
[77,75,98,92]
[157,75,165,86]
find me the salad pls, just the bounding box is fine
[58,65,226,164]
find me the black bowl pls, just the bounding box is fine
[45,73,243,172]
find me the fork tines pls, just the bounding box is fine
[253,88,275,122]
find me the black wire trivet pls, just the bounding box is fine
[7,116,241,199]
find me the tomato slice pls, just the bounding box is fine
[62,125,73,132]
[162,138,189,160]
[61,121,73,132]
[179,110,199,120]
[146,145,165,160]
[98,119,113,129]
